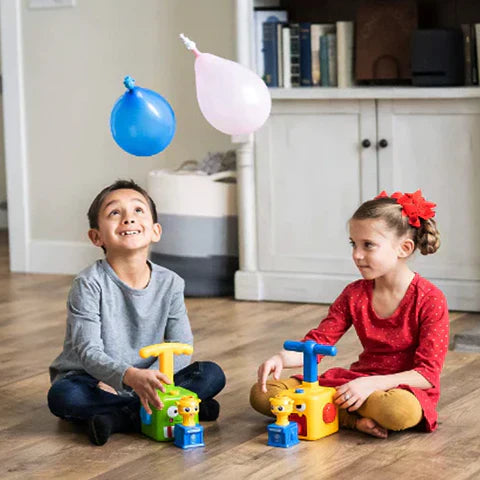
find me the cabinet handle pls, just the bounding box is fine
[378,139,388,148]
[361,139,371,148]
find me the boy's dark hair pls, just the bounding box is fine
[87,179,158,229]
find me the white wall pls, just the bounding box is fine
[19,0,235,273]
[0,32,7,229]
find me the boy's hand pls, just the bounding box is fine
[257,354,284,393]
[123,367,172,414]
[97,381,118,395]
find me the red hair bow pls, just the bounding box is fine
[375,190,436,228]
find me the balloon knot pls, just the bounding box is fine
[179,33,200,57]
[123,76,135,91]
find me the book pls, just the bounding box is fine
[327,33,337,86]
[311,24,335,86]
[471,24,478,85]
[290,23,301,87]
[299,22,312,86]
[475,24,480,86]
[263,21,279,86]
[320,35,330,86]
[461,24,473,85]
[282,27,292,88]
[336,21,355,88]
[277,23,286,87]
[253,9,288,78]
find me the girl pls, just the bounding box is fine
[250,190,449,438]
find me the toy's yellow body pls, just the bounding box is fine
[276,341,340,441]
[279,381,338,440]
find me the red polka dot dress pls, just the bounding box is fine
[300,273,449,432]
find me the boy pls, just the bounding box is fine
[48,179,225,446]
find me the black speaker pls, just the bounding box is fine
[411,29,464,86]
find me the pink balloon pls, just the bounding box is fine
[195,53,271,135]
[181,35,271,135]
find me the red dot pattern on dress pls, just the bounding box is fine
[299,273,449,432]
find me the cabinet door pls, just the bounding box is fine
[255,99,376,274]
[377,99,480,309]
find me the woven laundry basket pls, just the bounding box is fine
[147,168,238,296]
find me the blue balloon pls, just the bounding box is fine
[110,76,176,156]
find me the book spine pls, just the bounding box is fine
[475,24,480,87]
[299,22,312,86]
[254,9,288,78]
[471,24,478,85]
[282,27,292,89]
[320,35,329,86]
[263,21,279,87]
[336,21,354,88]
[277,23,284,87]
[254,10,264,78]
[462,24,473,85]
[311,24,321,86]
[317,25,335,86]
[290,23,301,87]
[327,33,337,86]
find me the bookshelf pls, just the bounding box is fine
[233,0,480,311]
[246,0,480,93]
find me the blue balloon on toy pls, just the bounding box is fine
[110,76,176,156]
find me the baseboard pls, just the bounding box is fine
[433,278,480,311]
[235,270,358,304]
[453,325,480,353]
[234,270,480,311]
[235,270,264,300]
[28,240,101,274]
[0,210,7,229]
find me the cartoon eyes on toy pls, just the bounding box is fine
[277,406,284,411]
[184,407,191,413]
[167,406,179,418]
[194,406,199,412]
[295,403,306,412]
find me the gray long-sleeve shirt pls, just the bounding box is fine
[49,259,193,394]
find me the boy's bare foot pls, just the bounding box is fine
[355,417,388,439]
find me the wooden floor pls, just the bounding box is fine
[1,231,480,479]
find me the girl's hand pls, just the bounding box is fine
[257,354,284,393]
[123,367,172,414]
[334,376,383,411]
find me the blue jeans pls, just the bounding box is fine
[47,361,225,423]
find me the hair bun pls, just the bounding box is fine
[417,219,440,255]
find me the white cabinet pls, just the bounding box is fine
[233,1,480,310]
[377,98,480,306]
[256,99,377,277]
[234,95,480,310]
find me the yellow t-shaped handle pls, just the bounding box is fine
[139,342,193,383]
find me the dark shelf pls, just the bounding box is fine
[279,0,480,28]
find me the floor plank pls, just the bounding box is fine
[0,230,479,479]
